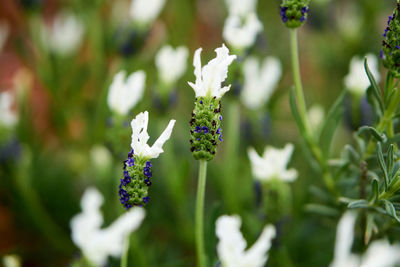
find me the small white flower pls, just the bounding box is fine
[188,44,237,99]
[248,143,297,182]
[307,105,325,132]
[240,56,281,109]
[330,212,400,267]
[216,215,275,267]
[0,91,18,128]
[107,70,146,116]
[225,0,257,17]
[2,255,21,267]
[130,111,175,159]
[41,12,84,56]
[344,53,380,96]
[130,0,166,26]
[0,22,9,53]
[155,45,189,85]
[70,187,145,266]
[223,13,263,51]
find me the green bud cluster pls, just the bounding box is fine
[381,3,400,77]
[189,97,223,161]
[119,151,152,209]
[280,0,310,29]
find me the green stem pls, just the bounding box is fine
[195,160,207,267]
[289,29,337,195]
[121,236,129,267]
[290,29,310,132]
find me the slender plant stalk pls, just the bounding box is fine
[195,160,207,267]
[290,29,309,131]
[121,236,130,267]
[289,29,337,194]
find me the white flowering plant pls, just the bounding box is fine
[3,1,400,267]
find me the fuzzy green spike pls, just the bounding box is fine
[381,2,400,77]
[280,0,310,28]
[119,150,152,209]
[189,97,223,161]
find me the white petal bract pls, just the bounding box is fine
[130,0,165,26]
[156,45,189,85]
[216,215,275,267]
[188,44,236,99]
[130,111,176,159]
[107,70,146,116]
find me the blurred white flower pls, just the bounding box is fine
[107,70,146,116]
[155,45,189,85]
[240,56,281,109]
[330,212,400,267]
[90,145,112,171]
[41,12,84,56]
[248,143,297,182]
[2,255,21,267]
[130,111,175,159]
[188,44,236,99]
[70,187,145,266]
[0,22,9,53]
[225,0,257,17]
[216,215,275,267]
[307,105,325,132]
[130,0,166,26]
[0,91,18,128]
[344,53,380,96]
[223,13,262,51]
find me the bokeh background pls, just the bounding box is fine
[0,0,397,266]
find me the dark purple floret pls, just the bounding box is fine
[146,161,152,168]
[202,126,209,134]
[219,115,223,121]
[396,45,400,49]
[197,138,201,141]
[123,160,127,170]
[143,196,150,204]
[301,6,309,14]
[127,157,135,167]
[128,149,134,158]
[300,16,305,22]
[124,170,130,179]
[380,50,384,59]
[195,126,201,133]
[388,16,393,25]
[216,128,221,134]
[280,7,288,23]
[199,100,203,104]
[219,135,223,142]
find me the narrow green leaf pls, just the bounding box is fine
[357,126,387,142]
[388,144,394,181]
[377,142,389,191]
[304,204,339,217]
[348,199,370,209]
[364,57,384,112]
[371,178,379,203]
[344,144,360,162]
[383,199,400,223]
[319,90,346,157]
[364,214,375,245]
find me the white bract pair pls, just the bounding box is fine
[241,56,282,110]
[223,0,262,51]
[107,70,146,116]
[188,44,236,99]
[155,45,189,86]
[130,0,165,27]
[216,215,276,267]
[0,91,18,128]
[70,187,145,266]
[330,212,400,267]
[41,12,84,56]
[248,143,298,182]
[344,53,380,96]
[130,111,175,159]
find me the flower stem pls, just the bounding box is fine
[121,236,130,267]
[290,29,309,131]
[289,29,337,195]
[195,160,207,267]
